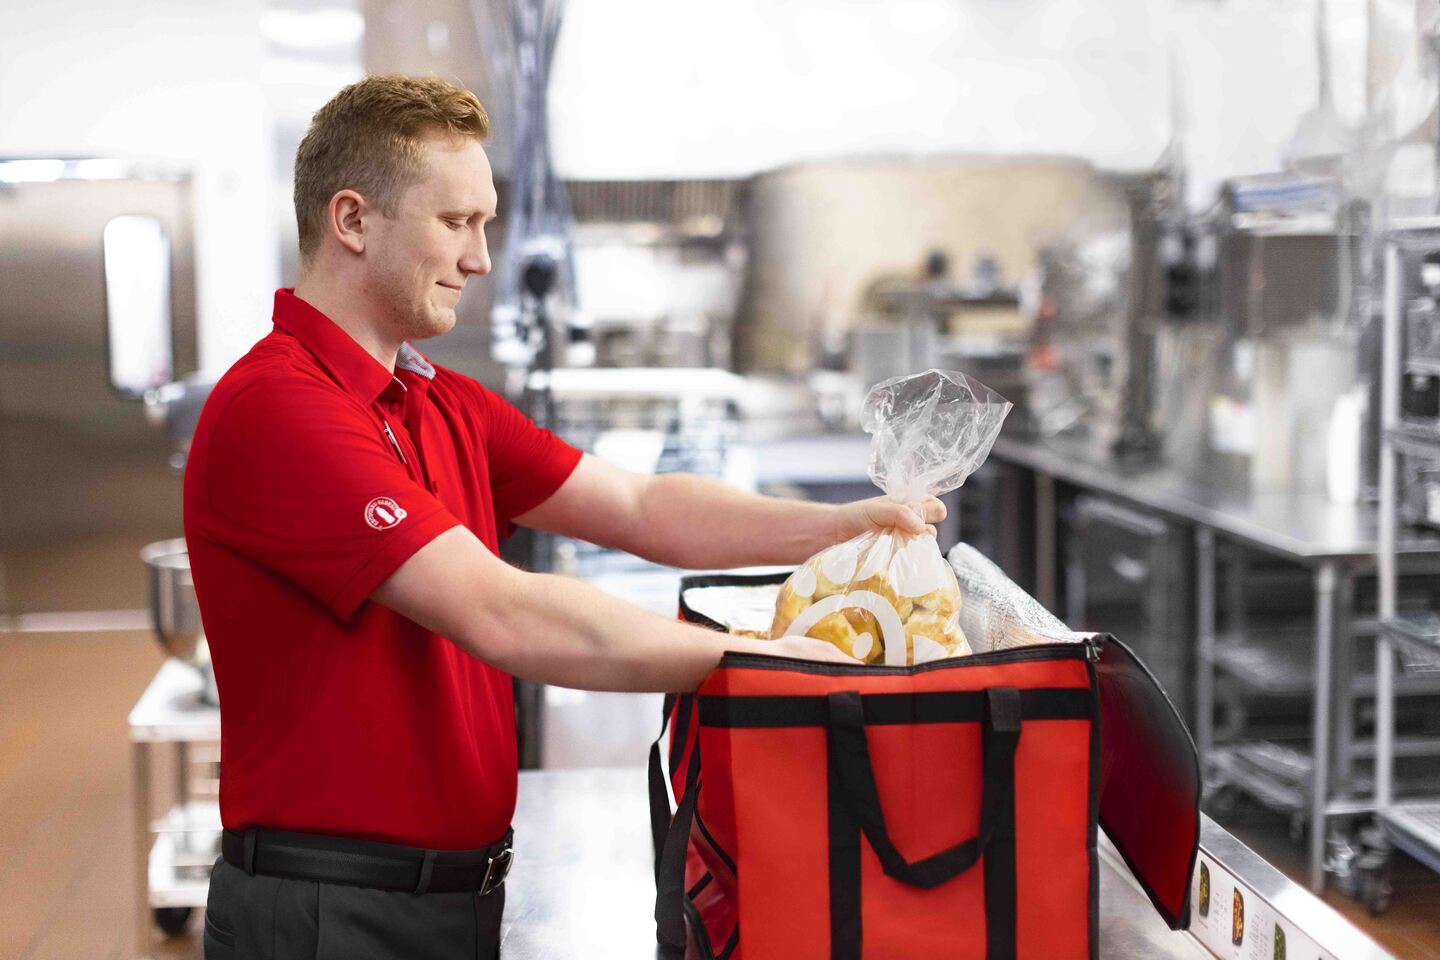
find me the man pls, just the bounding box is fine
[185,74,944,960]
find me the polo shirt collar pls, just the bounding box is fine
[272,289,435,404]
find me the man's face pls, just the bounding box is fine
[364,133,497,342]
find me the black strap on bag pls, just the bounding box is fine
[653,687,1027,960]
[648,693,679,874]
[825,687,1023,960]
[650,693,699,874]
[654,730,703,960]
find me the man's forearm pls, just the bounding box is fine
[627,473,839,570]
[474,568,764,692]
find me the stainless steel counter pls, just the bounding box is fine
[752,430,1440,562]
[988,432,1440,563]
[501,769,1389,959]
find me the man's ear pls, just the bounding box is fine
[328,189,368,255]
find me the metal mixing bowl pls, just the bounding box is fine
[140,538,217,704]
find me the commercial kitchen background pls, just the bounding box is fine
[4,0,1440,957]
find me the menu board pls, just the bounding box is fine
[1188,853,1339,960]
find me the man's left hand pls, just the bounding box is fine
[832,495,946,545]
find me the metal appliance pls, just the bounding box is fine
[1064,494,1194,722]
[1189,175,1370,496]
[731,156,1130,377]
[140,538,217,704]
[0,158,197,620]
[1395,241,1440,529]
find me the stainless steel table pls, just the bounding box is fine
[503,768,1391,959]
[985,432,1440,893]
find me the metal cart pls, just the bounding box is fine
[129,658,221,959]
[1375,230,1440,906]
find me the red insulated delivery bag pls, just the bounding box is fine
[650,571,1201,960]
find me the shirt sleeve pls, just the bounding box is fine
[200,379,462,622]
[476,384,583,537]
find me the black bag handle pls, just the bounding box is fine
[653,693,702,955]
[826,686,1022,890]
[648,693,680,877]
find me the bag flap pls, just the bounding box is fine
[1095,634,1200,930]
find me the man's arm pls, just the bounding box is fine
[370,525,849,692]
[513,454,946,569]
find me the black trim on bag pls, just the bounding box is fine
[668,693,694,783]
[679,572,792,631]
[699,687,1093,728]
[687,872,713,899]
[692,809,738,878]
[1087,658,1101,960]
[715,640,1097,676]
[680,885,740,960]
[681,898,716,960]
[717,924,740,960]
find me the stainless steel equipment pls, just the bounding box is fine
[0,159,197,619]
[1111,173,1176,459]
[1064,493,1193,721]
[732,156,1129,376]
[1193,175,1370,495]
[1376,228,1440,903]
[140,538,216,704]
[477,0,581,370]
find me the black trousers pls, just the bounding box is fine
[203,857,504,960]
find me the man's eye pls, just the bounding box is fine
[444,219,464,230]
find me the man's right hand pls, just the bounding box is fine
[756,634,857,665]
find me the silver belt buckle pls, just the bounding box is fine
[479,846,513,896]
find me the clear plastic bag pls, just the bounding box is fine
[770,370,1012,664]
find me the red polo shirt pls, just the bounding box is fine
[183,289,581,850]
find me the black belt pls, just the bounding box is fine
[221,826,514,895]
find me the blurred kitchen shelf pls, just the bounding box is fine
[1386,422,1440,458]
[1207,742,1393,820]
[147,801,221,908]
[1208,742,1312,814]
[1209,629,1440,698]
[1228,212,1363,237]
[1381,802,1440,875]
[1380,613,1440,674]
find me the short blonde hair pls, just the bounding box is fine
[294,74,490,259]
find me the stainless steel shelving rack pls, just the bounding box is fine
[129,658,221,959]
[1376,231,1440,886]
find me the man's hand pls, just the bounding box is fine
[832,495,946,545]
[764,633,861,664]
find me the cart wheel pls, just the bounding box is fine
[1361,875,1392,916]
[153,906,194,937]
[1205,785,1239,816]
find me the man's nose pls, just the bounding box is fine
[460,236,491,277]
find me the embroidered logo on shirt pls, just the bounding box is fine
[365,497,408,531]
